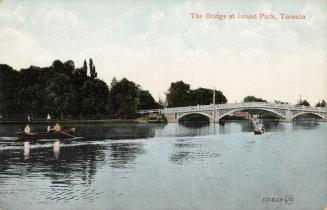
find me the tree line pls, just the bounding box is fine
[0,60,228,120]
[243,95,326,108]
[0,59,160,119]
[1,59,323,120]
[165,81,227,107]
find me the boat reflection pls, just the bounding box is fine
[0,138,150,188]
[24,141,30,160]
[53,141,60,159]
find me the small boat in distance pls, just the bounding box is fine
[17,127,76,141]
[254,125,265,135]
[251,115,265,135]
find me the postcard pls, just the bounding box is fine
[0,0,326,210]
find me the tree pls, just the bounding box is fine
[316,100,326,107]
[19,66,49,116]
[109,78,140,118]
[89,58,97,79]
[166,81,191,107]
[190,88,227,105]
[81,79,110,115]
[243,96,267,103]
[138,90,160,110]
[92,66,97,79]
[0,60,160,119]
[166,81,227,107]
[82,59,88,76]
[74,60,88,82]
[52,60,65,73]
[46,73,73,116]
[110,77,118,87]
[64,60,75,76]
[274,100,289,104]
[298,99,310,106]
[0,64,20,115]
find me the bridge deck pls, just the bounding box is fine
[138,102,327,114]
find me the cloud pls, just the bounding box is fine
[0,0,326,103]
[41,7,80,28]
[0,5,25,23]
[0,27,52,68]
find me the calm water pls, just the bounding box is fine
[0,121,326,210]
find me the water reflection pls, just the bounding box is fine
[240,121,253,132]
[0,137,150,206]
[53,141,60,159]
[179,121,210,128]
[0,122,326,210]
[293,121,320,130]
[0,143,106,185]
[75,124,157,140]
[23,141,30,160]
[108,141,146,168]
[241,140,257,152]
[169,137,222,165]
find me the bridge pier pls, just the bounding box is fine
[280,119,292,123]
[210,118,219,123]
[163,113,177,123]
[285,109,292,122]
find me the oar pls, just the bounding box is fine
[56,130,76,138]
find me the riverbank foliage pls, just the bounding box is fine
[0,59,160,119]
[243,96,267,103]
[316,100,326,107]
[165,81,227,107]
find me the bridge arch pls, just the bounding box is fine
[218,108,287,120]
[177,112,211,122]
[291,112,324,120]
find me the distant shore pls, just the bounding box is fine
[0,118,324,125]
[0,119,140,125]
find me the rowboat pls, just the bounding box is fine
[17,128,75,141]
[254,126,265,135]
[251,116,265,135]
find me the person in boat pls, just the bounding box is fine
[24,125,31,134]
[52,123,61,132]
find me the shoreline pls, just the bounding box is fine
[0,118,324,125]
[0,119,140,125]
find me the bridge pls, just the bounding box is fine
[138,102,327,123]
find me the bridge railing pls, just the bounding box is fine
[137,109,162,114]
[137,102,327,114]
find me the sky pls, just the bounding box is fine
[0,0,326,104]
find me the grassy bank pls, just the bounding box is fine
[135,114,167,123]
[0,119,140,125]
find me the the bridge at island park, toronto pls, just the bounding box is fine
[137,102,327,123]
